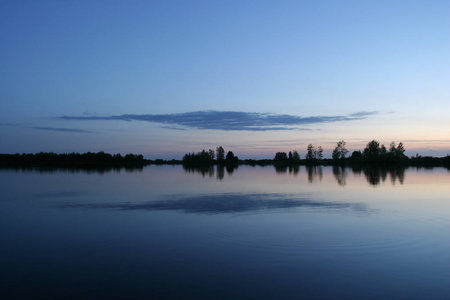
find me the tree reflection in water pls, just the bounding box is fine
[351,166,405,186]
[182,164,405,186]
[332,166,348,186]
[274,164,287,174]
[183,164,214,178]
[226,164,237,176]
[182,164,239,180]
[216,165,225,180]
[306,166,323,183]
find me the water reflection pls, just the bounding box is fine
[0,166,143,174]
[352,166,405,186]
[306,166,323,183]
[2,164,409,187]
[183,164,215,178]
[226,164,237,175]
[217,165,225,180]
[389,168,406,185]
[61,193,370,215]
[273,164,300,175]
[182,164,238,180]
[181,164,408,187]
[332,166,348,186]
[2,165,450,299]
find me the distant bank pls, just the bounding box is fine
[1,150,449,168]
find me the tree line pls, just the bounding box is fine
[1,140,449,168]
[272,140,411,165]
[182,146,238,164]
[183,140,412,166]
[0,151,146,167]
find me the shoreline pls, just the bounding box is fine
[1,152,449,169]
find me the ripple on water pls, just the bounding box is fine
[205,207,450,261]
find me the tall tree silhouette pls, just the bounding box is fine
[332,140,348,161]
[216,146,225,162]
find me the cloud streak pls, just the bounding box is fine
[59,110,378,131]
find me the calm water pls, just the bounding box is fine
[1,165,450,299]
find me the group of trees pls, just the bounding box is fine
[273,144,324,162]
[334,140,407,164]
[357,140,406,163]
[182,146,238,164]
[272,140,408,165]
[0,151,145,166]
[273,150,300,161]
[273,145,325,162]
[306,144,323,160]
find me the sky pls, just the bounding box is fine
[1,0,449,159]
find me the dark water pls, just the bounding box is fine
[1,165,450,299]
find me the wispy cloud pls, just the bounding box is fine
[350,111,378,117]
[405,139,450,143]
[59,110,378,131]
[159,125,187,131]
[0,122,91,134]
[32,126,91,133]
[0,122,29,127]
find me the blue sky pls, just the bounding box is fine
[1,0,449,159]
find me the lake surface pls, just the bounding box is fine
[1,165,450,299]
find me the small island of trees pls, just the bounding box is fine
[182,146,239,165]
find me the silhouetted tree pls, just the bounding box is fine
[113,153,123,162]
[306,144,315,160]
[182,149,213,163]
[389,142,396,154]
[316,146,323,159]
[363,140,381,161]
[208,149,215,160]
[351,150,362,160]
[352,150,362,158]
[397,142,405,156]
[306,144,323,160]
[292,150,300,161]
[389,141,406,158]
[274,152,288,161]
[199,150,210,161]
[225,151,238,162]
[216,146,225,162]
[380,144,387,156]
[332,140,348,161]
[350,150,363,164]
[288,151,293,160]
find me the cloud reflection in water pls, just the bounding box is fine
[61,193,370,215]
